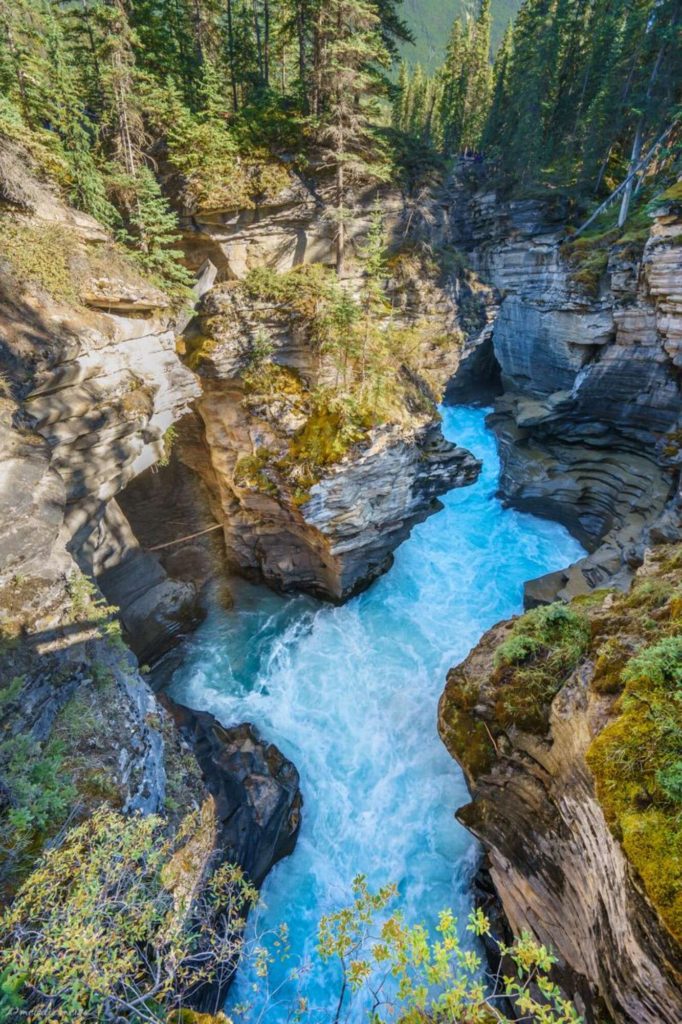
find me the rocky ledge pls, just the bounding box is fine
[173,230,489,600]
[446,178,682,601]
[439,546,682,1024]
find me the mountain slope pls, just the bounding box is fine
[400,0,521,70]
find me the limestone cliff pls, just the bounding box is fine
[0,143,302,986]
[172,185,490,600]
[446,177,682,602]
[439,546,682,1024]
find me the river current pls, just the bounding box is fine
[166,405,584,1020]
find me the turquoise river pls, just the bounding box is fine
[167,405,584,1021]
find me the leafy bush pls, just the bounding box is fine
[239,875,581,1024]
[492,603,590,733]
[2,831,582,1024]
[0,808,256,1024]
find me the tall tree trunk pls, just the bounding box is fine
[617,121,642,227]
[263,0,270,86]
[336,136,345,276]
[311,6,322,115]
[225,0,238,111]
[296,0,307,108]
[253,0,263,83]
[617,15,672,227]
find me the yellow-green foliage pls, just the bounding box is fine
[562,229,619,296]
[283,393,372,504]
[562,202,653,296]
[234,449,279,497]
[586,567,682,942]
[0,213,172,307]
[0,809,256,1023]
[314,877,580,1024]
[236,261,456,503]
[0,218,81,302]
[66,572,124,648]
[491,603,590,733]
[167,116,290,213]
[660,180,682,203]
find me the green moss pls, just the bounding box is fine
[158,424,177,468]
[233,449,279,496]
[0,218,81,302]
[440,672,497,778]
[491,603,590,733]
[592,637,630,694]
[184,334,218,370]
[562,229,619,296]
[660,181,682,202]
[586,574,682,942]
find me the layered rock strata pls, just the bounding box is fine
[438,549,682,1024]
[447,180,682,600]
[181,275,483,600]
[0,144,303,961]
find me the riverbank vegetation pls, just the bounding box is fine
[1,850,581,1023]
[442,547,682,945]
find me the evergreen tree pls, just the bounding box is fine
[314,0,392,276]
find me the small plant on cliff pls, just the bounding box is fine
[66,572,124,648]
[491,603,590,733]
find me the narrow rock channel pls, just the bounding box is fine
[164,405,584,1020]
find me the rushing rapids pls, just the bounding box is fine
[166,405,584,1019]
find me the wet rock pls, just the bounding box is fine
[165,703,302,888]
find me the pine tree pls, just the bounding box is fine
[482,20,513,158]
[116,165,194,288]
[314,0,392,276]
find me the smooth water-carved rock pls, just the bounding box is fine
[447,179,682,599]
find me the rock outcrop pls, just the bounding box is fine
[0,142,303,932]
[166,704,302,888]
[0,141,206,658]
[175,202,490,599]
[439,547,682,1024]
[446,179,682,601]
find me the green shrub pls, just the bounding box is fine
[491,603,590,733]
[0,808,256,1024]
[586,580,682,942]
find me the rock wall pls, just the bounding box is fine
[438,550,682,1024]
[0,142,302,951]
[447,179,682,602]
[180,272,482,601]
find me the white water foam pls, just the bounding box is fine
[167,406,584,1021]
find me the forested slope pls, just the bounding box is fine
[401,0,521,68]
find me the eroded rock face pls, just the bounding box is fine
[166,704,302,887]
[447,182,682,600]
[181,274,482,601]
[180,178,404,280]
[0,147,303,938]
[438,554,682,1024]
[0,142,203,658]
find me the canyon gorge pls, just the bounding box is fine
[1,105,681,1024]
